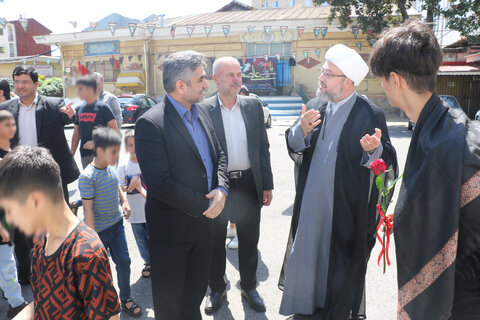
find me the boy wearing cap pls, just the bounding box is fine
[279,44,398,320]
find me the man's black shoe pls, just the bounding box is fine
[7,301,28,319]
[205,290,227,314]
[18,276,30,286]
[241,289,266,312]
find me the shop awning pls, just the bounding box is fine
[116,70,146,92]
[438,65,480,76]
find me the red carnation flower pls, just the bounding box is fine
[370,159,387,176]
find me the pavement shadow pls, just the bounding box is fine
[226,250,270,283]
[387,124,412,140]
[121,276,154,319]
[241,298,269,320]
[212,300,236,320]
[282,204,294,216]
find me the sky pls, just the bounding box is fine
[0,0,249,33]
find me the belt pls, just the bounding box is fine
[228,169,251,180]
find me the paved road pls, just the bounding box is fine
[0,118,412,320]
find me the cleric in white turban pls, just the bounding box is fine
[279,43,398,320]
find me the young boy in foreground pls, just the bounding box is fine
[0,146,120,319]
[79,127,142,317]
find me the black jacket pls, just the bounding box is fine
[199,94,273,206]
[0,95,79,185]
[135,96,229,243]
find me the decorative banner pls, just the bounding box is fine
[280,26,288,36]
[204,24,212,37]
[147,23,156,36]
[248,25,255,33]
[337,26,345,31]
[89,22,97,30]
[240,57,277,92]
[128,23,137,37]
[138,54,143,61]
[128,56,133,62]
[170,24,176,38]
[0,18,6,27]
[222,25,230,38]
[264,25,272,34]
[275,53,281,61]
[69,21,77,28]
[264,54,269,62]
[109,22,117,36]
[19,18,28,31]
[111,55,119,68]
[313,27,321,40]
[352,27,359,39]
[241,57,246,65]
[321,27,328,40]
[356,41,362,51]
[315,48,321,58]
[187,24,195,38]
[297,26,305,39]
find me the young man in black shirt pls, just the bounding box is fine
[71,75,120,169]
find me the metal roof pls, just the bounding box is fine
[438,65,480,75]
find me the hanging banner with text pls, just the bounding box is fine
[239,57,277,92]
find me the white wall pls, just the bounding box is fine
[0,23,17,58]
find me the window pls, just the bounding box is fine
[147,97,157,106]
[247,42,293,57]
[0,29,3,36]
[305,0,313,6]
[272,1,279,7]
[263,1,269,8]
[0,47,5,53]
[9,43,15,57]
[8,27,14,42]
[289,0,296,7]
[87,61,120,82]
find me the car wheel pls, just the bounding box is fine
[266,115,272,128]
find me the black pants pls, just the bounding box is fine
[451,275,480,319]
[150,221,213,320]
[209,170,261,292]
[13,228,33,282]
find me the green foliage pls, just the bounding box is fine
[443,0,480,42]
[37,77,63,97]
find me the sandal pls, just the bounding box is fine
[141,264,151,278]
[121,299,142,317]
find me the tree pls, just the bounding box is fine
[37,77,63,97]
[443,0,480,42]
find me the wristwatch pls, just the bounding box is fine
[127,188,132,193]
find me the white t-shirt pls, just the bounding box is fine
[118,160,146,224]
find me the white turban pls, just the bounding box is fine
[325,44,369,86]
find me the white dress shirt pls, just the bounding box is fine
[219,95,251,172]
[18,93,38,147]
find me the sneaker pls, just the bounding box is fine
[227,236,238,250]
[226,227,237,238]
[7,301,28,319]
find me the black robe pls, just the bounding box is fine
[280,95,398,319]
[394,93,480,319]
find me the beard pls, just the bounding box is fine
[316,81,344,103]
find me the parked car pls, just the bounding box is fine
[408,95,462,130]
[119,94,158,124]
[250,94,272,128]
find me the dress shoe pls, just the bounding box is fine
[205,290,227,314]
[7,301,28,319]
[241,289,266,312]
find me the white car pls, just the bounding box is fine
[250,94,272,128]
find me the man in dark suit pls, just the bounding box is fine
[135,51,229,320]
[200,57,274,314]
[0,65,80,285]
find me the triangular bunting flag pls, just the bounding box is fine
[109,58,114,66]
[292,52,296,59]
[314,27,320,40]
[248,25,255,33]
[280,26,288,36]
[112,55,119,68]
[90,22,97,30]
[315,48,321,58]
[119,57,124,64]
[337,26,345,31]
[369,39,377,47]
[303,50,310,64]
[157,54,162,60]
[33,59,37,65]
[128,56,133,62]
[352,27,359,39]
[100,59,104,65]
[264,55,269,62]
[109,22,117,36]
[19,18,28,32]
[0,18,6,27]
[147,23,156,36]
[356,41,362,51]
[241,57,246,65]
[321,27,328,40]
[253,56,257,64]
[204,24,212,37]
[297,26,305,39]
[128,23,137,37]
[69,21,77,28]
[275,53,281,61]
[138,54,142,61]
[187,24,195,38]
[264,25,272,34]
[222,25,230,38]
[170,24,176,38]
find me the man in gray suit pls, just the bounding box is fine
[200,57,274,314]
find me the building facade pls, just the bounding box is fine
[0,23,17,58]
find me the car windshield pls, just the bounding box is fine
[441,96,461,109]
[118,97,135,105]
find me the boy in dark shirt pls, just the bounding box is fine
[71,75,120,169]
[0,146,120,320]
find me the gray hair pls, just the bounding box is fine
[92,72,104,82]
[212,56,240,76]
[163,51,207,93]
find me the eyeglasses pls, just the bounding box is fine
[319,67,346,79]
[14,80,33,86]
